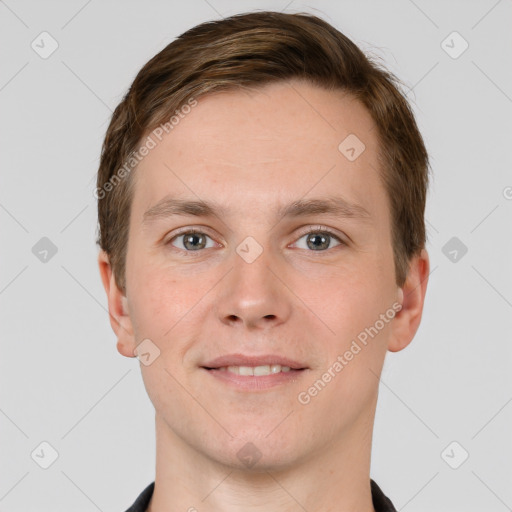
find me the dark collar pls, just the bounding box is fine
[125,479,397,512]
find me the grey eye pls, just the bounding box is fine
[294,231,341,251]
[170,232,215,251]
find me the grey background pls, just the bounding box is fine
[1,0,511,510]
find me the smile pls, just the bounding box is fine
[216,364,291,376]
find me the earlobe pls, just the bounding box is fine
[97,249,137,358]
[388,249,430,353]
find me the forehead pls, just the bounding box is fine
[131,80,387,224]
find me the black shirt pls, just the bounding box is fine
[124,479,397,511]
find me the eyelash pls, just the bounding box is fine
[165,225,346,255]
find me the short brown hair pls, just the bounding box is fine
[96,10,430,294]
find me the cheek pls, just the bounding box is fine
[127,262,183,339]
[310,264,393,391]
[316,268,383,335]
[127,261,213,369]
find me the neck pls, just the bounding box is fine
[147,410,377,512]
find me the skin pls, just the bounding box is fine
[98,79,429,512]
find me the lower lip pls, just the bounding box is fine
[202,368,307,391]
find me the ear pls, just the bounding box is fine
[388,248,430,352]
[97,249,136,358]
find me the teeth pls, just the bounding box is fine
[253,365,270,376]
[218,365,293,375]
[239,366,254,376]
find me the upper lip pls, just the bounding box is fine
[202,354,307,370]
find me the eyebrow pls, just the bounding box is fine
[142,195,372,225]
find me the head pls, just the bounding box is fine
[97,11,430,470]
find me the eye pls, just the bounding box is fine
[167,228,217,252]
[165,226,346,255]
[291,226,345,251]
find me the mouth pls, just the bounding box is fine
[200,354,308,391]
[203,364,302,376]
[201,353,308,372]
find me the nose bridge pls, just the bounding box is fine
[215,236,290,328]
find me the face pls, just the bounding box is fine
[100,79,428,471]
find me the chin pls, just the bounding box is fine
[203,427,305,473]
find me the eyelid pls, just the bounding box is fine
[293,224,346,243]
[164,225,222,246]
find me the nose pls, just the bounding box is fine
[214,243,292,330]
